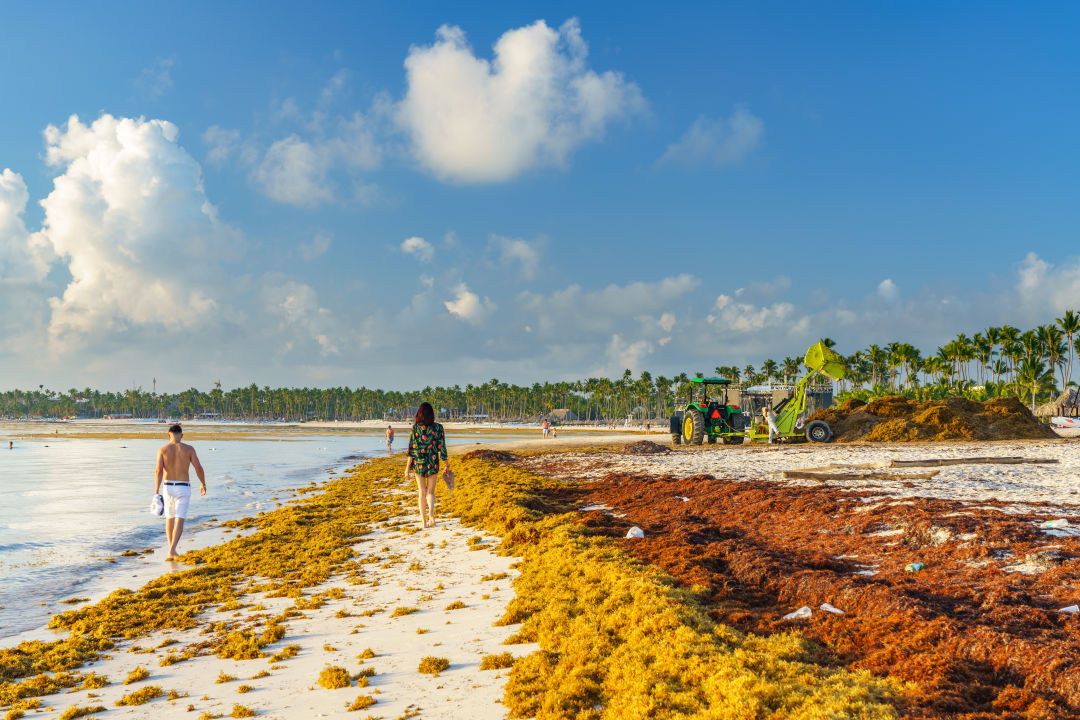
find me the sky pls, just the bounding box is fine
[1,2,1079,392]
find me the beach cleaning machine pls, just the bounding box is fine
[670,341,847,445]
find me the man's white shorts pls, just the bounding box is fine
[163,482,191,519]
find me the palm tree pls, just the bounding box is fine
[1057,310,1080,387]
[1038,324,1067,391]
[761,359,779,384]
[781,356,799,384]
[1015,358,1054,411]
[1000,325,1021,383]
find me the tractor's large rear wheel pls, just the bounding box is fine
[805,420,832,443]
[683,409,705,445]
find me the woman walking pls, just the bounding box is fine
[405,402,449,528]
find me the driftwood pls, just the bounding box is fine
[889,457,1059,468]
[782,469,940,482]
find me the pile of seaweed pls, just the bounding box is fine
[621,440,670,455]
[809,395,1058,442]
[462,448,515,463]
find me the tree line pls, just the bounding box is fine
[4,311,1077,422]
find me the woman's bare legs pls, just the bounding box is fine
[415,474,429,528]
[423,475,438,526]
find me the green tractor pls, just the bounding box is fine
[670,377,746,445]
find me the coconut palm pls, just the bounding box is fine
[1057,310,1080,387]
[761,358,779,383]
[782,356,800,384]
[1015,358,1055,411]
[742,364,756,385]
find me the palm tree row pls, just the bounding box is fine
[5,311,1077,422]
[827,312,1080,409]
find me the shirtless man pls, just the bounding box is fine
[385,425,394,452]
[154,424,206,561]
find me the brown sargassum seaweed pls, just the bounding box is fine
[529,460,1080,719]
[811,396,1058,442]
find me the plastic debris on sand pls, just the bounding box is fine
[782,606,813,620]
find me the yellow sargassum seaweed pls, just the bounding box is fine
[1,469,404,708]
[446,456,902,720]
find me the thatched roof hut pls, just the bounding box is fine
[1034,388,1079,417]
[548,408,579,422]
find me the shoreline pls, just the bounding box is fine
[2,456,531,719]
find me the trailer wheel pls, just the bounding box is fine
[721,435,741,445]
[683,409,705,445]
[805,420,832,443]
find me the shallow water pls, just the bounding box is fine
[0,421,496,640]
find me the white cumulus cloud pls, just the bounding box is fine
[659,106,764,167]
[877,278,899,302]
[202,125,245,167]
[249,112,381,207]
[602,334,654,375]
[519,274,700,335]
[491,235,540,278]
[401,236,434,262]
[708,294,795,332]
[1015,252,1080,320]
[444,282,496,323]
[37,114,241,349]
[397,18,645,183]
[260,273,340,356]
[0,169,49,280]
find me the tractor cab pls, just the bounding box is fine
[671,378,746,445]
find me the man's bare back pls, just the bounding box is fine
[156,441,204,486]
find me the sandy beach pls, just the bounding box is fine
[39,511,529,720]
[5,431,1080,720]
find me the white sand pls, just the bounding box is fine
[520,439,1080,512]
[42,512,533,720]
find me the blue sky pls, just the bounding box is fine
[1,2,1078,391]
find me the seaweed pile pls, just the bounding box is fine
[810,396,1058,442]
[551,469,1080,719]
[621,440,670,455]
[462,448,515,463]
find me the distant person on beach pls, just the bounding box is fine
[7,441,11,449]
[542,418,550,438]
[385,425,394,451]
[765,408,778,444]
[154,424,206,561]
[404,403,448,529]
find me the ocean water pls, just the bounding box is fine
[0,422,493,641]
